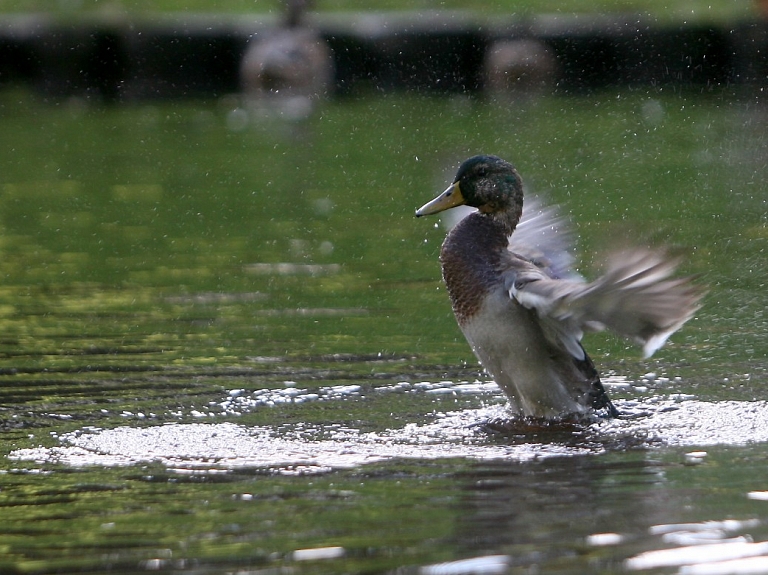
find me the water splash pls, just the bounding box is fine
[9,396,768,473]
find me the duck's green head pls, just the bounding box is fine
[415,155,524,225]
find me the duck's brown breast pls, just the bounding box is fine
[439,213,510,325]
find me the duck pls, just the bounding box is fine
[483,39,558,99]
[240,0,334,118]
[416,155,703,421]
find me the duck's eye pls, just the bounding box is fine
[477,167,488,177]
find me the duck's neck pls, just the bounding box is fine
[449,212,512,254]
[483,203,522,237]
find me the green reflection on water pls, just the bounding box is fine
[1,88,767,572]
[0,461,462,574]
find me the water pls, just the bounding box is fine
[1,87,768,574]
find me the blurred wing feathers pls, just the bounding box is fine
[506,249,703,358]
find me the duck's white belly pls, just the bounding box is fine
[458,288,589,418]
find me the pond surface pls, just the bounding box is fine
[1,87,768,574]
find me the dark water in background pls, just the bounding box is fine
[1,89,768,574]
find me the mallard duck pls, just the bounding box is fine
[416,155,703,420]
[483,39,558,98]
[240,0,334,117]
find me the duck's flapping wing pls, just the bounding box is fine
[508,195,580,281]
[504,248,704,359]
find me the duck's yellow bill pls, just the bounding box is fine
[415,182,466,217]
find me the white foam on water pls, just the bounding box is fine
[9,398,768,472]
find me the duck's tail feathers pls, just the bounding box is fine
[573,347,620,417]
